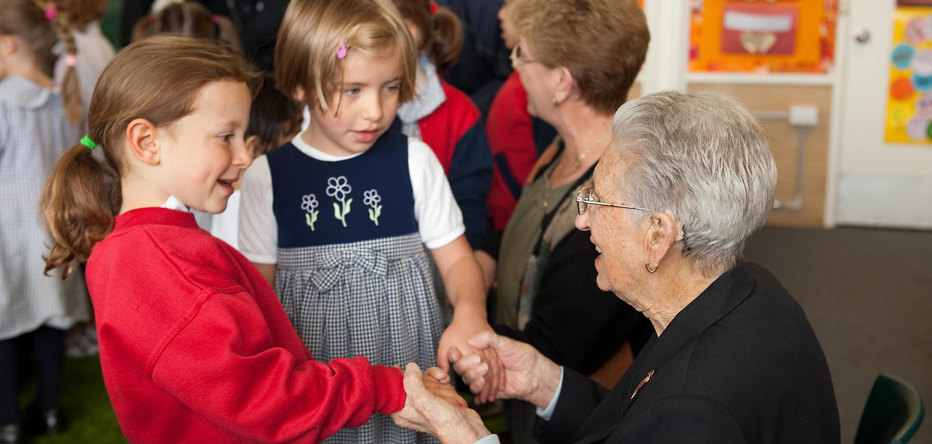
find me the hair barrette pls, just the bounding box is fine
[337,38,347,59]
[211,15,219,24]
[430,2,438,15]
[80,135,97,150]
[65,54,77,67]
[44,3,57,21]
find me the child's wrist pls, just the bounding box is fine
[451,301,487,323]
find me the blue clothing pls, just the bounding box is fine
[266,131,418,247]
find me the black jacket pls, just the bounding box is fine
[535,263,840,444]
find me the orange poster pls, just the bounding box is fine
[689,0,837,74]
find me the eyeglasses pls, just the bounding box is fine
[575,187,652,216]
[510,44,537,69]
[576,187,691,250]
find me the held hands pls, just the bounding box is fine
[392,363,490,444]
[451,331,562,409]
[437,308,504,404]
[420,366,467,408]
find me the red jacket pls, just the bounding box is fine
[485,72,556,229]
[86,208,404,444]
[415,79,492,248]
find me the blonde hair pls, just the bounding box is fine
[510,0,648,115]
[275,0,417,112]
[42,36,258,277]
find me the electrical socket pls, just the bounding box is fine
[789,105,818,127]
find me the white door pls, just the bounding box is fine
[835,0,932,228]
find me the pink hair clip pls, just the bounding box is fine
[430,2,438,15]
[44,3,57,20]
[211,15,219,24]
[65,54,77,67]
[337,38,347,59]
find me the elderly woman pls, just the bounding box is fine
[393,91,841,444]
[473,0,652,417]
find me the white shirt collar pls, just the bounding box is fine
[160,196,190,212]
[289,133,364,162]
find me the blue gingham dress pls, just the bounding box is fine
[266,134,442,444]
[0,77,90,341]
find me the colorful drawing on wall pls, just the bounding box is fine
[689,0,837,74]
[885,6,932,144]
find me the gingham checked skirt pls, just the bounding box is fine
[275,233,442,444]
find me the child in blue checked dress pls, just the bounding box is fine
[238,1,502,443]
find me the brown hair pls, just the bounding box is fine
[391,0,463,74]
[246,73,302,157]
[510,0,649,115]
[132,2,242,53]
[52,0,108,30]
[0,0,70,113]
[42,35,258,278]
[275,0,417,112]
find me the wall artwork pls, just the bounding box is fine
[885,5,932,144]
[689,0,837,74]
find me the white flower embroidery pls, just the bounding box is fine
[326,176,353,227]
[301,194,319,231]
[364,189,383,226]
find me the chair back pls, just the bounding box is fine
[854,373,924,444]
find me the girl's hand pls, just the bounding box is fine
[438,309,504,404]
[392,364,491,443]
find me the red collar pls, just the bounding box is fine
[113,208,199,231]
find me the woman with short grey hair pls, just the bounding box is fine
[393,91,840,444]
[608,91,778,277]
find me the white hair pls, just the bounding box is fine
[609,91,777,276]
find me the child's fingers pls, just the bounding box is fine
[436,344,451,372]
[425,366,451,383]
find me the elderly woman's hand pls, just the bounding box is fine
[392,363,491,444]
[452,331,562,409]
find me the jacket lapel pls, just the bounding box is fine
[572,264,755,443]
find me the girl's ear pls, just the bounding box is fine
[0,35,18,58]
[126,118,161,166]
[292,85,306,103]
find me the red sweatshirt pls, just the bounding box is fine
[85,208,404,444]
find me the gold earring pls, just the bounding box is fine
[552,96,561,106]
[645,261,658,274]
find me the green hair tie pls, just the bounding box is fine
[79,135,97,150]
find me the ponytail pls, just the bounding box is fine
[41,36,258,277]
[429,5,463,75]
[42,143,121,278]
[44,1,83,123]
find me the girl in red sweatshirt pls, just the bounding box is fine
[40,36,459,444]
